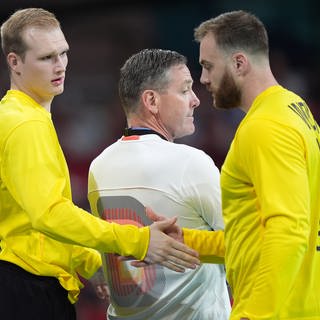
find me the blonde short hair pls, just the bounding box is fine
[1,8,60,59]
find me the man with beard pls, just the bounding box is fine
[183,9,320,320]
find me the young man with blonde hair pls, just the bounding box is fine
[0,8,199,319]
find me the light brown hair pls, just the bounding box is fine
[194,10,269,57]
[1,8,60,60]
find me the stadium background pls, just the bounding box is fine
[1,1,319,319]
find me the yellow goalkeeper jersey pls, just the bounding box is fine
[0,90,149,303]
[221,85,320,319]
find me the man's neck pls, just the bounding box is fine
[128,117,173,141]
[10,83,52,112]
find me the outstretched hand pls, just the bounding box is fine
[146,216,199,272]
[132,212,199,272]
[146,207,183,242]
[120,207,199,271]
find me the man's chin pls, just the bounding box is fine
[176,128,195,140]
[53,87,64,96]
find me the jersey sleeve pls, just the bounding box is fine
[183,228,225,264]
[71,246,102,279]
[239,118,309,318]
[1,120,149,260]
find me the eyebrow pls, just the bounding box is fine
[41,46,70,56]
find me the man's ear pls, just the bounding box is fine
[141,89,159,114]
[7,52,21,74]
[232,52,249,76]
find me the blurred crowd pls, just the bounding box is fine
[1,1,319,319]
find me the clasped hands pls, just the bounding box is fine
[91,207,200,301]
[123,207,200,272]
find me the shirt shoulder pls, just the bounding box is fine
[0,91,49,129]
[0,92,53,152]
[245,86,309,128]
[91,136,217,173]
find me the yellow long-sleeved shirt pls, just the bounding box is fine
[0,90,149,303]
[221,86,320,319]
[183,228,225,264]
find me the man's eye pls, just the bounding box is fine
[41,55,51,60]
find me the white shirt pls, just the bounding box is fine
[88,134,231,320]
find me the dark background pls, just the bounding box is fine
[1,1,319,319]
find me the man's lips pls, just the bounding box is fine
[51,77,64,86]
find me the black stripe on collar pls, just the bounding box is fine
[124,127,168,141]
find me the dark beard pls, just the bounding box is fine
[214,69,241,110]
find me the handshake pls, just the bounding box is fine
[123,207,200,272]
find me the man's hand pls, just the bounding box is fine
[144,216,199,272]
[146,207,184,242]
[89,267,110,302]
[121,207,198,271]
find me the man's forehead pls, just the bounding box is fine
[166,65,193,88]
[170,64,192,78]
[23,26,65,43]
[23,27,68,52]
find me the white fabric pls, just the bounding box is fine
[88,134,231,320]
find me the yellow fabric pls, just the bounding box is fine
[183,228,225,264]
[0,90,149,303]
[221,86,320,319]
